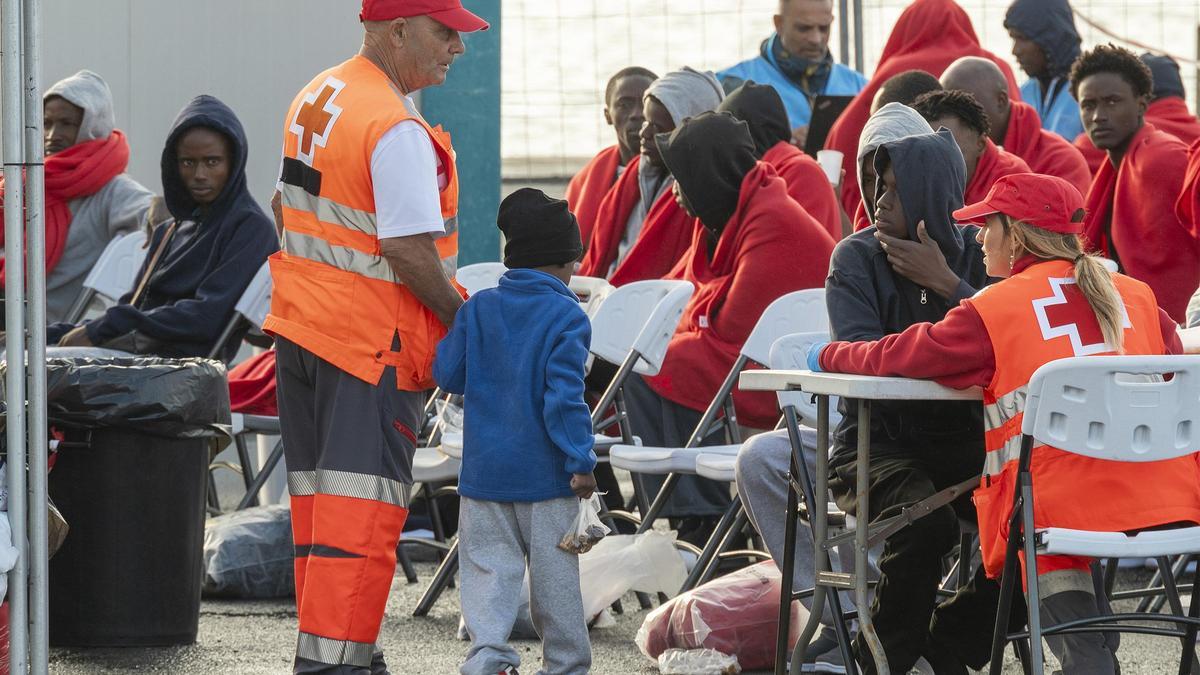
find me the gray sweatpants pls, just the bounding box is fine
[735,428,857,626]
[459,496,591,675]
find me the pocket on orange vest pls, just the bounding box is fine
[973,473,1012,578]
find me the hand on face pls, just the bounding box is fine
[876,221,958,298]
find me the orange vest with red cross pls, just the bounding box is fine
[967,259,1200,578]
[264,55,459,389]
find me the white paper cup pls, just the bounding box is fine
[816,149,844,185]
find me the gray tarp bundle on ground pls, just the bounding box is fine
[2,356,230,439]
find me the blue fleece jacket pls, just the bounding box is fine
[434,269,597,502]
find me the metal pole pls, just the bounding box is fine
[852,0,864,75]
[22,0,47,670]
[2,0,30,671]
[838,0,850,65]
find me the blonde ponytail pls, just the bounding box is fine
[1008,221,1126,353]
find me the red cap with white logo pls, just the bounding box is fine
[360,0,489,32]
[953,173,1087,235]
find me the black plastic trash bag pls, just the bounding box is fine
[202,505,294,599]
[4,356,231,439]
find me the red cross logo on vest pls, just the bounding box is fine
[289,76,345,165]
[1031,276,1130,356]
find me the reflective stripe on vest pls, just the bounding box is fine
[280,182,377,237]
[296,631,375,668]
[282,229,457,288]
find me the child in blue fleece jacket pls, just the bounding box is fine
[434,188,597,675]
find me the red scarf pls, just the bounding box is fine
[762,141,842,240]
[608,188,698,287]
[0,130,131,284]
[966,139,1031,204]
[645,163,835,429]
[564,145,622,244]
[1075,98,1200,177]
[1082,124,1198,322]
[823,0,1020,217]
[578,154,643,278]
[1003,100,1092,197]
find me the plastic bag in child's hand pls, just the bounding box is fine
[558,493,610,554]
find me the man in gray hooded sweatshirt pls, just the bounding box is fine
[35,70,155,322]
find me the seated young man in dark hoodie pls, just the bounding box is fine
[49,95,278,362]
[833,130,1024,674]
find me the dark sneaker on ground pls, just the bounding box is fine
[801,627,848,674]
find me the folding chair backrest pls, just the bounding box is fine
[455,262,507,297]
[234,261,274,330]
[589,279,692,374]
[569,275,614,319]
[631,280,694,376]
[769,331,843,427]
[740,288,830,366]
[83,229,149,304]
[1023,355,1200,462]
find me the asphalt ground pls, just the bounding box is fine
[45,556,1200,674]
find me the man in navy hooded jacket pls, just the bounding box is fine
[50,95,278,362]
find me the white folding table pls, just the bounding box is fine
[739,369,981,675]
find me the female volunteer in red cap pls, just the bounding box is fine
[807,173,1200,674]
[265,1,487,673]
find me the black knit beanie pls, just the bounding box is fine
[498,188,583,269]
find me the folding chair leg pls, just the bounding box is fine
[1180,566,1200,675]
[1103,558,1119,598]
[957,531,974,589]
[1021,481,1044,675]
[634,472,680,533]
[235,438,284,511]
[1150,555,1191,615]
[396,544,418,584]
[989,506,1027,674]
[413,537,459,617]
[682,495,742,592]
[207,473,222,514]
[234,434,258,500]
[775,458,802,675]
[694,510,749,589]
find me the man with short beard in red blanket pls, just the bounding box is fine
[1073,44,1200,323]
[564,67,656,243]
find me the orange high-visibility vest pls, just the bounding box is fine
[264,55,459,389]
[968,259,1200,578]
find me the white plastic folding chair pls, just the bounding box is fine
[411,279,693,617]
[62,229,149,324]
[455,262,508,297]
[206,262,282,513]
[988,355,1200,675]
[611,289,831,577]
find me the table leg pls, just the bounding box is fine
[783,402,826,675]
[857,400,889,674]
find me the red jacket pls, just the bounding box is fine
[646,163,834,429]
[564,145,623,244]
[1082,123,1200,322]
[823,0,1020,218]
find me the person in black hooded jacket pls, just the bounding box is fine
[49,95,279,362]
[1005,0,1084,141]
[824,129,1013,674]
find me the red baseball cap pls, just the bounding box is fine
[360,0,489,32]
[953,173,1087,234]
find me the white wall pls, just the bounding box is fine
[13,0,366,206]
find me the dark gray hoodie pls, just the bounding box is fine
[825,129,988,458]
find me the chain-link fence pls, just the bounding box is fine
[502,0,1200,182]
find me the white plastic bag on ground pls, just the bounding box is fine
[558,494,609,554]
[579,530,687,619]
[657,648,740,674]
